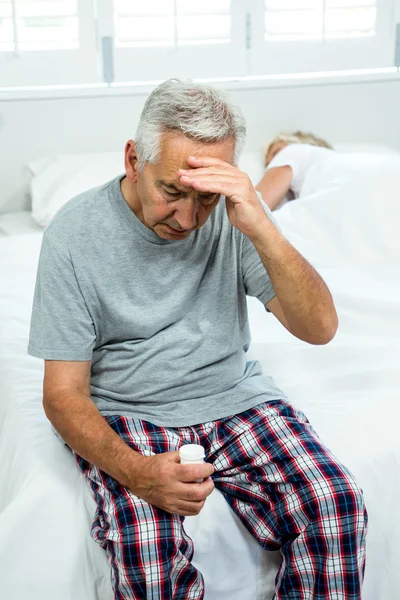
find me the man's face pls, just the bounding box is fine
[125,132,235,240]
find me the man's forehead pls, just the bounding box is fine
[157,131,235,169]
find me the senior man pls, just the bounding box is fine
[28,79,367,600]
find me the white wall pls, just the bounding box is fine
[1,76,400,214]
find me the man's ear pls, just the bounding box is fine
[125,139,139,183]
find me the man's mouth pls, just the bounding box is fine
[165,224,187,234]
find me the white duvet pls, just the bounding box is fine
[1,153,400,600]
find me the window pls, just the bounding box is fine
[109,0,247,82]
[114,0,231,48]
[248,0,395,75]
[0,0,397,89]
[265,0,378,42]
[0,0,79,52]
[0,0,99,86]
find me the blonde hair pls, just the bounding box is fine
[265,130,333,166]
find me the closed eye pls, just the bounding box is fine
[163,188,218,204]
[163,188,182,199]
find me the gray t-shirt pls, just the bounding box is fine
[28,175,287,426]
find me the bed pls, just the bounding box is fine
[1,146,400,600]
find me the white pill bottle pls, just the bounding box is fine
[179,444,205,482]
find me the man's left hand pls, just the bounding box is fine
[179,155,269,239]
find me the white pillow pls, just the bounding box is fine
[238,150,265,185]
[28,152,124,228]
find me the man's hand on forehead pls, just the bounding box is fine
[178,155,271,240]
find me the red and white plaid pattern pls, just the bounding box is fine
[76,399,367,599]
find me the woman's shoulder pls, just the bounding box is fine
[266,143,313,172]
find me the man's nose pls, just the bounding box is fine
[175,197,199,230]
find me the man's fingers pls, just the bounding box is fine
[179,172,246,186]
[179,174,239,195]
[186,155,232,169]
[177,462,214,482]
[179,166,234,178]
[179,170,244,184]
[166,499,206,517]
[163,450,181,463]
[174,480,215,502]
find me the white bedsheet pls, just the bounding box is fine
[0,232,279,600]
[1,152,400,599]
[0,210,42,236]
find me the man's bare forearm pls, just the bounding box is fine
[44,391,144,489]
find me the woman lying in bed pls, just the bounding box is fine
[256,131,333,210]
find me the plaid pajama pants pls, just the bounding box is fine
[75,399,368,600]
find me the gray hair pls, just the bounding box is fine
[134,79,247,171]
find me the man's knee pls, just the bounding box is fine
[313,468,368,532]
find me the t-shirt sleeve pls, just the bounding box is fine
[28,234,96,361]
[266,144,312,197]
[241,192,279,308]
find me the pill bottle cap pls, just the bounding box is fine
[179,444,205,462]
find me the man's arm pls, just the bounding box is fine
[43,360,144,488]
[177,155,337,345]
[43,360,214,515]
[254,221,338,345]
[255,166,292,211]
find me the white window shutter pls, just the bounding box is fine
[249,0,395,75]
[110,0,248,82]
[0,0,397,88]
[264,0,377,41]
[114,0,231,47]
[0,0,14,51]
[0,0,99,86]
[2,0,79,51]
